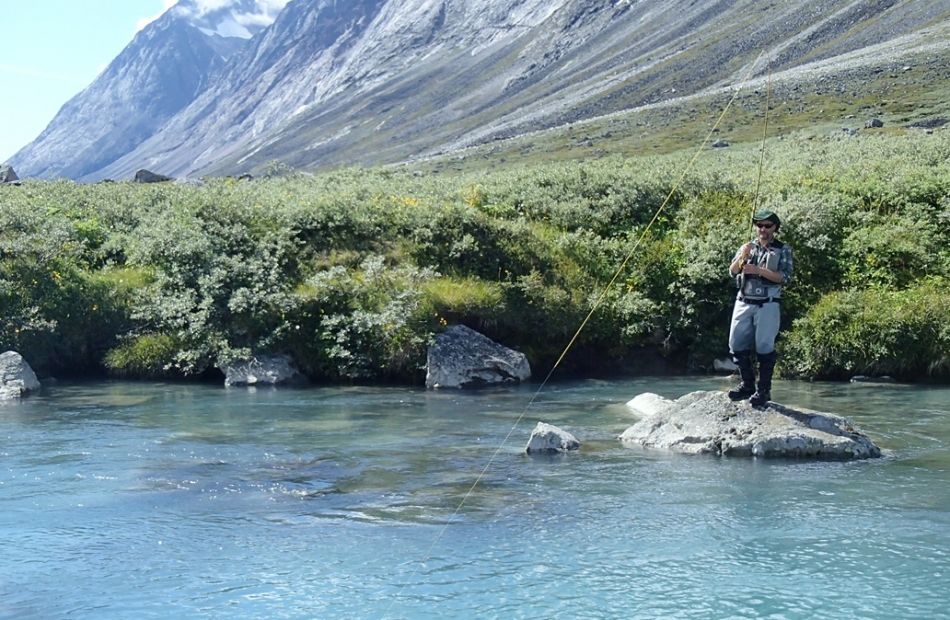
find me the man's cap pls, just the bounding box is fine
[752,209,781,227]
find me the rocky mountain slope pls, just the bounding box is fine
[10,0,950,181]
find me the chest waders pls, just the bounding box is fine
[728,234,784,407]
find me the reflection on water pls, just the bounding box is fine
[1,378,948,619]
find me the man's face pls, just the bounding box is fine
[754,220,776,243]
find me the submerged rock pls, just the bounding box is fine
[220,354,302,387]
[850,375,896,384]
[526,422,580,454]
[625,392,673,417]
[426,324,530,389]
[619,390,881,459]
[0,351,41,399]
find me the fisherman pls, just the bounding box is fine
[727,209,793,406]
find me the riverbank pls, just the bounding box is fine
[1,130,948,383]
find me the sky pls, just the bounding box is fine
[0,0,175,162]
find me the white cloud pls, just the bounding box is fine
[193,0,236,16]
[170,1,291,31]
[237,0,291,28]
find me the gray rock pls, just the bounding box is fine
[625,392,673,417]
[426,325,530,389]
[526,422,580,454]
[134,169,173,183]
[220,354,302,387]
[713,357,738,373]
[711,139,730,148]
[619,390,881,459]
[865,118,884,128]
[0,164,19,183]
[0,351,41,399]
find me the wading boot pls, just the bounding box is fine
[728,350,756,401]
[750,351,777,407]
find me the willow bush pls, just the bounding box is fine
[1,130,948,381]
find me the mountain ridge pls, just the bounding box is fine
[9,0,950,181]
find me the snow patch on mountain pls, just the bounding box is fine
[175,0,290,38]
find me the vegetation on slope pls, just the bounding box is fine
[1,129,948,382]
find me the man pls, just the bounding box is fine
[727,209,793,406]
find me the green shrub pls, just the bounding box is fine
[782,278,950,380]
[1,129,947,382]
[290,256,437,381]
[104,333,181,379]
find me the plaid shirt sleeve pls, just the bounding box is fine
[778,243,793,284]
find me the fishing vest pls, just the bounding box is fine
[738,240,785,300]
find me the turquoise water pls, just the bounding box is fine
[1,377,948,619]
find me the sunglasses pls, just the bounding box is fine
[755,222,775,229]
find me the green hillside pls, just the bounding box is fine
[2,125,948,382]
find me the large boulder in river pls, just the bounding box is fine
[620,390,881,459]
[220,354,302,387]
[426,324,531,389]
[525,422,580,454]
[0,351,41,399]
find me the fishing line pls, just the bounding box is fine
[384,50,767,615]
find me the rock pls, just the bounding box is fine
[220,354,302,387]
[0,164,19,183]
[619,390,881,459]
[865,118,884,128]
[842,127,859,136]
[425,324,531,389]
[907,117,947,130]
[711,139,730,148]
[525,422,580,454]
[713,357,738,373]
[0,351,41,399]
[625,392,673,417]
[134,169,173,183]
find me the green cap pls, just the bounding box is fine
[752,209,781,227]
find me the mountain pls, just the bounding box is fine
[9,0,284,180]
[10,0,950,181]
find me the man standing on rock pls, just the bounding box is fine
[727,209,793,406]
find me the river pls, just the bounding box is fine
[1,377,948,619]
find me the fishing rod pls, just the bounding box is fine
[740,53,774,289]
[385,49,770,614]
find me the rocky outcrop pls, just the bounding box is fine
[134,169,173,183]
[0,164,19,184]
[0,351,41,399]
[525,422,580,454]
[220,354,302,387]
[619,390,881,459]
[426,324,531,389]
